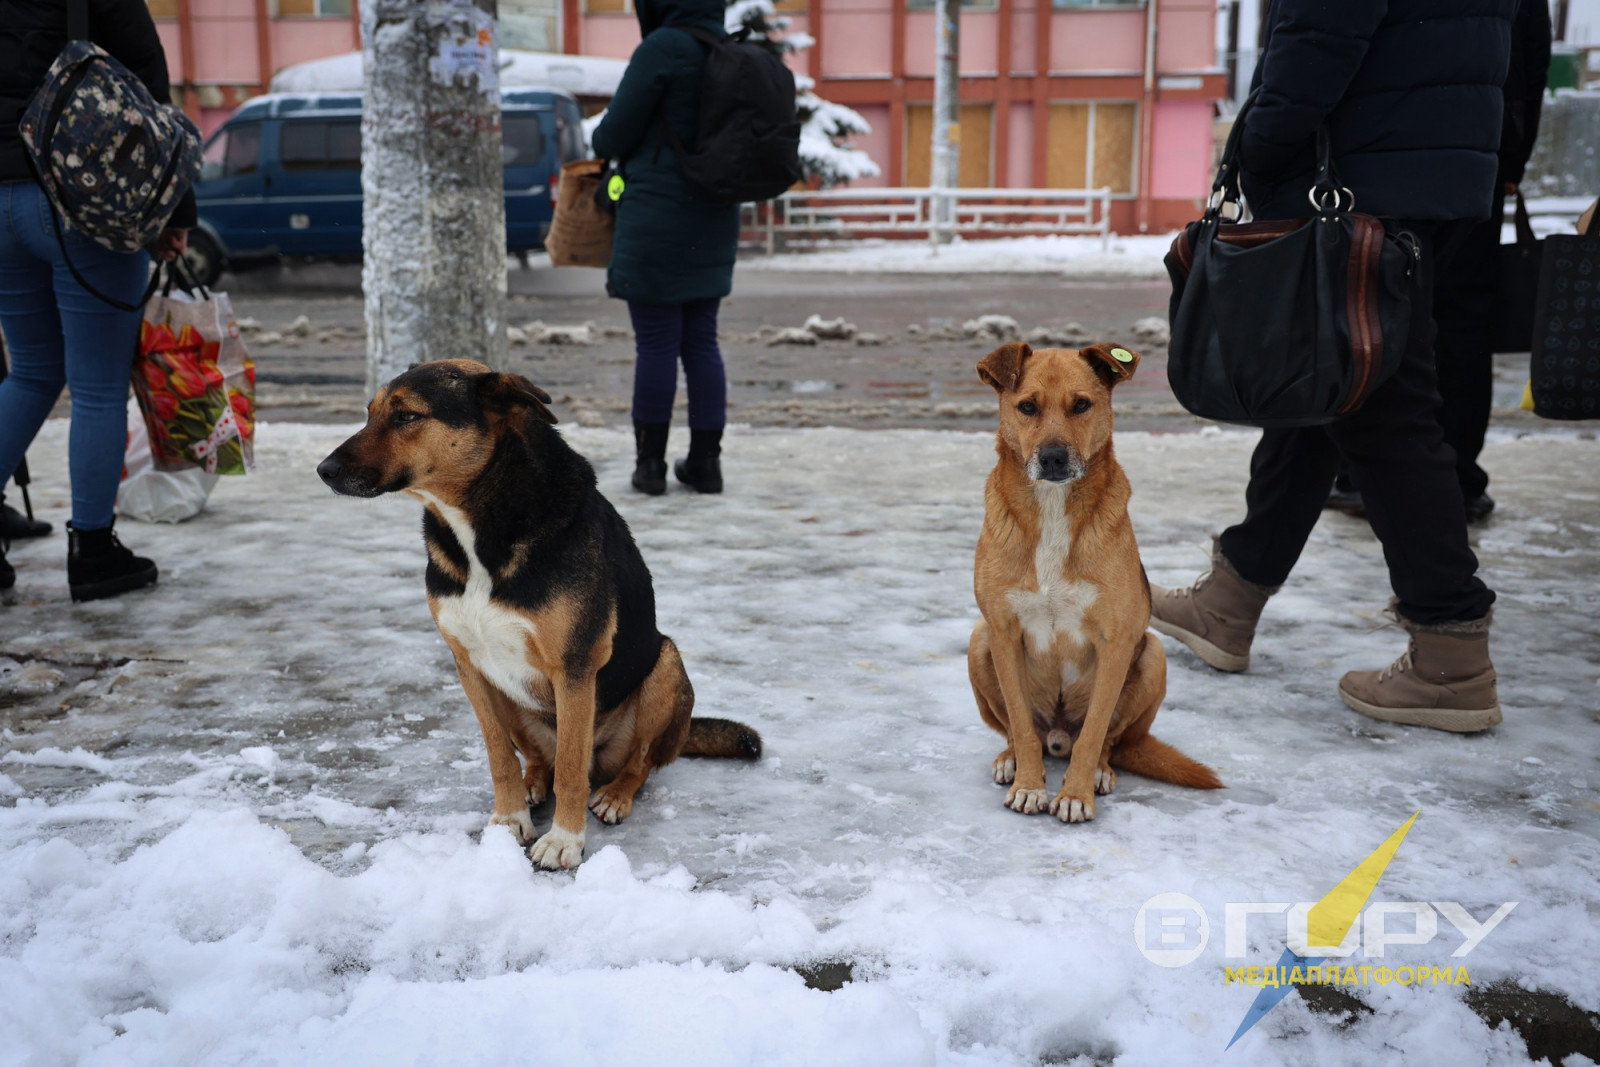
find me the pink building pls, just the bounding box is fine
[149,0,1223,233]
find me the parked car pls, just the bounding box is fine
[186,88,586,286]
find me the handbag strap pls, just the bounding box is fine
[68,0,89,42]
[1510,189,1536,247]
[1209,87,1352,219]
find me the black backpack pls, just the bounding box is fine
[660,27,801,203]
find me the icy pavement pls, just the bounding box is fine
[1,419,1598,1065]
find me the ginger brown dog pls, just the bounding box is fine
[317,360,760,870]
[968,341,1222,822]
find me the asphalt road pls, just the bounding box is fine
[217,258,1545,434]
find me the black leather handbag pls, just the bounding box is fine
[1528,207,1600,420]
[1165,98,1423,428]
[1492,190,1541,354]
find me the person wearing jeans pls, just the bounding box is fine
[1149,0,1512,734]
[0,0,193,600]
[591,0,740,495]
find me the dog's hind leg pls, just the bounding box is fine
[968,622,1016,785]
[590,640,694,825]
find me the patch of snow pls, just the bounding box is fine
[739,234,1176,277]
[766,327,818,346]
[1130,316,1171,347]
[802,315,857,341]
[962,314,1021,342]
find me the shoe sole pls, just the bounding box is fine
[673,463,722,494]
[70,567,158,603]
[1149,616,1249,672]
[1338,685,1502,733]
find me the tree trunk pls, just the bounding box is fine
[362,0,508,396]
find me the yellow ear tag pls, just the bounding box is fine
[1111,347,1134,363]
[607,174,625,201]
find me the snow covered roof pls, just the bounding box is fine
[269,50,628,98]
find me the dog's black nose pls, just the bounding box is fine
[316,456,344,486]
[1035,444,1076,482]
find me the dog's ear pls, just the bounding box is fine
[475,372,559,424]
[1078,343,1140,388]
[977,342,1033,394]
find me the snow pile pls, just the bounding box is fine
[1024,322,1092,347]
[962,314,1021,342]
[1129,316,1171,347]
[739,234,1177,278]
[510,320,607,345]
[801,314,857,341]
[1,420,1597,1065]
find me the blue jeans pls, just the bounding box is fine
[0,181,149,530]
[627,298,726,431]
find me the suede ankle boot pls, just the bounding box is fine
[1149,542,1277,672]
[674,428,723,494]
[1339,607,1500,733]
[632,421,670,496]
[67,521,158,602]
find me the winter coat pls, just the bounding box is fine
[0,0,195,228]
[1499,0,1552,186]
[591,0,740,306]
[1241,0,1515,222]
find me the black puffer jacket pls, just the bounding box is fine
[0,0,195,227]
[1241,0,1515,222]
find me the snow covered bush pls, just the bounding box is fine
[725,0,880,188]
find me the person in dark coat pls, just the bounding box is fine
[1432,0,1552,520]
[1325,0,1552,522]
[1151,0,1512,734]
[591,0,741,496]
[0,0,194,600]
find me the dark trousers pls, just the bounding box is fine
[1432,195,1503,500]
[627,297,726,431]
[1217,221,1496,625]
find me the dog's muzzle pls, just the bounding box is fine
[317,453,386,498]
[1030,444,1083,484]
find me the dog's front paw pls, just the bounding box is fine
[1005,785,1050,814]
[1094,765,1117,796]
[992,749,1016,785]
[491,808,536,846]
[528,825,585,870]
[588,786,634,825]
[1049,791,1096,823]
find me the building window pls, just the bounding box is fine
[502,0,559,49]
[1046,101,1136,194]
[274,0,353,16]
[585,0,631,12]
[905,103,993,188]
[145,0,177,18]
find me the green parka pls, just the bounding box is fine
[590,0,741,306]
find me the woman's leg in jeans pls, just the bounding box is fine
[678,298,726,431]
[0,191,70,493]
[52,251,147,530]
[628,300,684,424]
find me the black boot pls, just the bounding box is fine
[67,521,158,602]
[2,498,52,539]
[674,428,723,494]
[631,421,670,496]
[1,534,13,593]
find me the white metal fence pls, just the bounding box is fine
[740,187,1114,253]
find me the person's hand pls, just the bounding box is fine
[1504,182,1519,195]
[155,228,189,262]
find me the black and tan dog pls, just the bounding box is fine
[969,341,1222,823]
[317,359,759,870]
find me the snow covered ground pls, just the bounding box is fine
[738,234,1177,279]
[2,418,1598,1066]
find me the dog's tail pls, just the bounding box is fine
[681,717,763,761]
[1111,734,1223,790]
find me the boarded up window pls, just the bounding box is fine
[585,0,631,12]
[905,103,992,188]
[146,0,178,18]
[1047,101,1136,194]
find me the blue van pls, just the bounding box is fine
[188,88,586,285]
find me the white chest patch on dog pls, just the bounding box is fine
[1006,485,1097,653]
[417,492,549,711]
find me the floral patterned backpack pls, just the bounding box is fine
[18,0,202,310]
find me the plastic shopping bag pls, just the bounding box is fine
[131,265,256,474]
[118,397,218,523]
